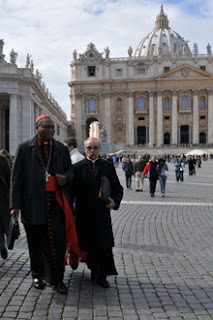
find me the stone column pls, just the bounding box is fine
[127,92,134,145]
[104,92,111,145]
[22,96,32,141]
[34,104,39,135]
[157,91,163,146]
[31,101,35,137]
[192,90,199,145]
[75,93,83,149]
[172,90,178,145]
[208,89,213,144]
[148,91,154,146]
[9,94,19,155]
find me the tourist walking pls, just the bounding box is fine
[143,156,158,197]
[157,158,168,197]
[123,158,134,189]
[64,138,84,164]
[10,115,85,294]
[0,153,11,260]
[173,156,181,182]
[180,159,185,181]
[72,137,123,288]
[134,156,146,192]
[188,157,195,175]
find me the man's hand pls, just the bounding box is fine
[56,173,68,186]
[10,208,19,219]
[106,197,116,210]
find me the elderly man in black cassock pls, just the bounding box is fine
[72,137,123,288]
[10,115,85,294]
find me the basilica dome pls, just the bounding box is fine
[135,5,191,57]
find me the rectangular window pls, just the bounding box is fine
[138,117,145,120]
[137,68,146,75]
[200,116,206,120]
[164,116,170,120]
[200,66,206,71]
[164,100,170,110]
[200,99,205,109]
[164,66,170,73]
[137,97,145,110]
[87,66,96,76]
[57,125,60,135]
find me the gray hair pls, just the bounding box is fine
[84,137,100,147]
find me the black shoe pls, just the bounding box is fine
[140,189,143,192]
[96,276,110,288]
[136,189,139,192]
[150,194,153,197]
[32,278,46,290]
[55,280,68,294]
[1,248,8,260]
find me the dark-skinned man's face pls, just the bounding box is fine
[36,118,55,142]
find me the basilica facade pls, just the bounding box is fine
[69,5,213,152]
[0,40,68,156]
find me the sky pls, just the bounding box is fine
[1,0,213,120]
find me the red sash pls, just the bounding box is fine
[45,176,87,267]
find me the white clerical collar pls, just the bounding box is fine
[87,157,99,163]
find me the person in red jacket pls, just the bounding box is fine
[142,156,158,197]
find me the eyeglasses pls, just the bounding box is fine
[86,146,99,150]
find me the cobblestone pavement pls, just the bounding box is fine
[1,160,213,320]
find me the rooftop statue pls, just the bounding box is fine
[10,49,18,64]
[128,46,133,58]
[26,53,31,68]
[105,47,110,59]
[207,43,212,55]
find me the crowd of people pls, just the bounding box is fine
[0,115,209,295]
[106,152,204,198]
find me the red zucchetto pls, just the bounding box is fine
[35,115,50,124]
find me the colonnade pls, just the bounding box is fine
[0,94,67,156]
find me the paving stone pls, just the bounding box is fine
[1,162,213,319]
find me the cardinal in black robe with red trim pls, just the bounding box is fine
[10,115,86,294]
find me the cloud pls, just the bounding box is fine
[0,0,213,119]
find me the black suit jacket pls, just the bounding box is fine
[72,157,123,251]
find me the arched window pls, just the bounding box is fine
[164,98,170,111]
[200,97,205,110]
[88,98,96,112]
[137,97,145,110]
[181,95,188,109]
[116,98,122,112]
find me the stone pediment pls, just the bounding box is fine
[156,64,213,80]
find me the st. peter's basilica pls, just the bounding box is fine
[69,5,213,152]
